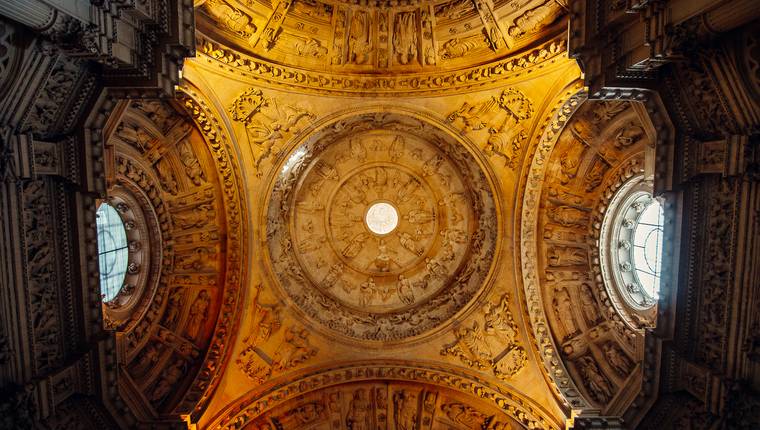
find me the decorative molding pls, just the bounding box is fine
[207,360,563,430]
[196,33,568,96]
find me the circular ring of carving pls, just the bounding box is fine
[266,111,497,341]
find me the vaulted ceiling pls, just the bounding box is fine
[103,1,660,428]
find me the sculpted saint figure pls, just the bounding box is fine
[150,359,185,403]
[580,283,601,324]
[548,246,588,267]
[359,277,376,306]
[579,356,614,403]
[398,231,423,256]
[405,209,434,224]
[185,290,210,341]
[553,287,577,338]
[397,274,415,305]
[175,204,214,229]
[321,263,344,289]
[603,343,633,376]
[342,232,369,258]
[178,139,206,186]
[346,388,371,430]
[393,390,419,430]
[425,258,447,279]
[393,12,418,65]
[547,206,589,227]
[348,10,372,65]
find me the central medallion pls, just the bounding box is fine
[365,202,399,235]
[266,112,497,341]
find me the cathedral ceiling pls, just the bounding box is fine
[101,1,657,427]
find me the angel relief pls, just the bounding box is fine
[446,88,534,168]
[228,88,315,172]
[236,285,318,383]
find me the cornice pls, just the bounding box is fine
[193,32,570,97]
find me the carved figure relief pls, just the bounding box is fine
[577,355,615,404]
[177,139,207,185]
[552,287,578,339]
[149,358,186,404]
[546,205,589,228]
[603,343,633,376]
[439,37,482,59]
[613,121,645,148]
[547,246,588,267]
[446,88,533,168]
[294,38,328,57]
[392,390,419,430]
[393,12,418,65]
[185,290,211,341]
[348,10,373,65]
[203,0,257,40]
[346,388,371,430]
[579,283,602,326]
[229,88,316,171]
[506,0,563,40]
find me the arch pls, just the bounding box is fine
[207,360,564,430]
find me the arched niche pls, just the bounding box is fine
[99,98,247,422]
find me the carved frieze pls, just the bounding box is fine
[210,366,559,429]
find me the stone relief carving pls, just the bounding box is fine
[551,287,578,340]
[603,342,633,377]
[185,290,211,341]
[198,34,567,96]
[203,0,257,42]
[177,139,207,185]
[22,180,62,373]
[212,364,558,430]
[446,88,534,168]
[348,10,373,65]
[393,12,418,65]
[236,285,317,383]
[228,88,316,172]
[439,37,484,60]
[441,294,527,380]
[266,112,497,341]
[577,355,615,404]
[505,1,563,42]
[294,37,329,57]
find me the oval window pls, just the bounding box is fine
[96,203,129,302]
[600,175,665,312]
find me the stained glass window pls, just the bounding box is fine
[96,203,129,302]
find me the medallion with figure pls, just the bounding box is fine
[266,112,497,341]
